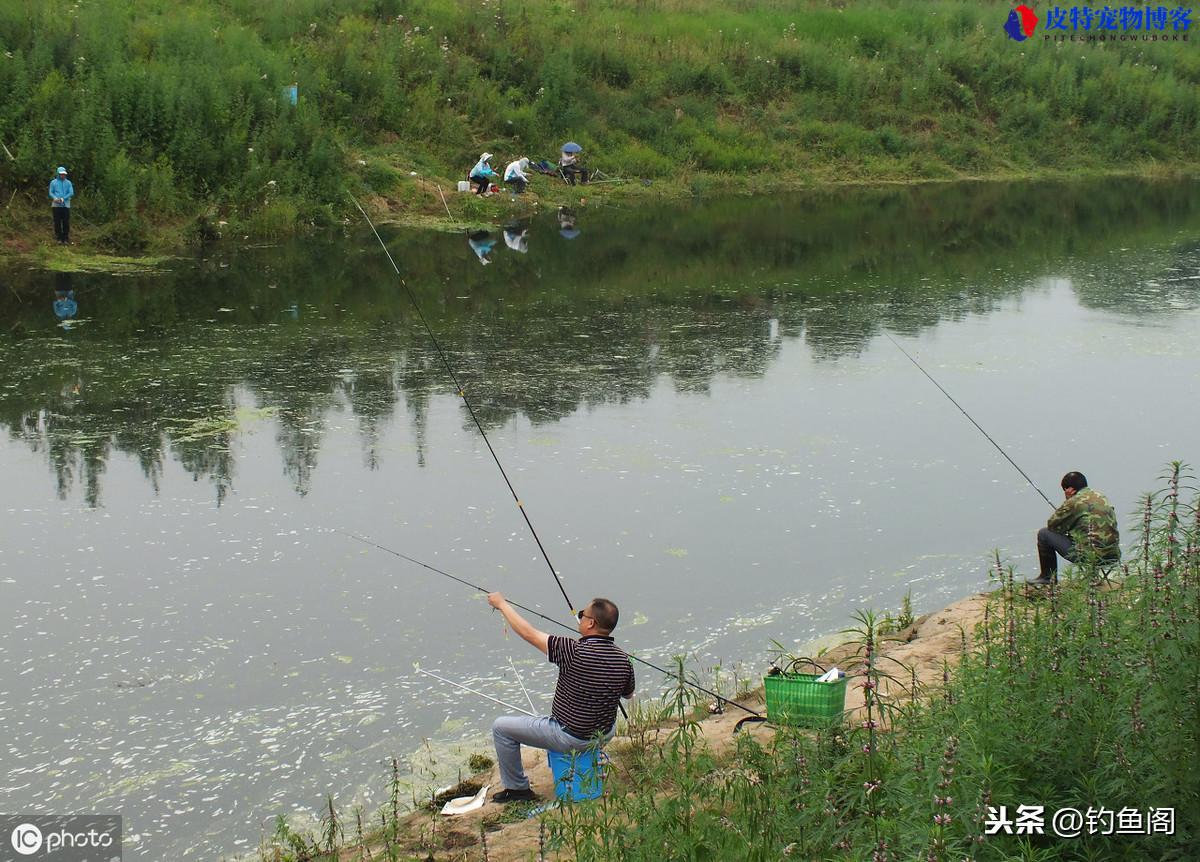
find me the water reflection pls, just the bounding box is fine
[557,206,581,239]
[53,272,79,322]
[503,223,530,254]
[0,178,1198,508]
[467,230,496,266]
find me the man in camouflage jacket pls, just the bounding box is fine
[1032,471,1120,585]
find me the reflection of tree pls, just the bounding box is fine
[393,348,439,469]
[244,335,350,498]
[1,178,1198,504]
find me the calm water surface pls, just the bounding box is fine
[2,179,1199,858]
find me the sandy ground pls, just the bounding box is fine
[351,590,995,862]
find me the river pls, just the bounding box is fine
[1,178,1198,859]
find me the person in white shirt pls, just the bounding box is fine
[504,157,531,194]
[558,150,589,185]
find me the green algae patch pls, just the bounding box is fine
[31,247,175,275]
[165,407,277,443]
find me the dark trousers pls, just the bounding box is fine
[470,175,489,195]
[52,207,70,243]
[1037,528,1074,579]
[507,177,527,194]
[561,165,589,186]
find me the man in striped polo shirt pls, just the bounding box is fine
[487,592,635,803]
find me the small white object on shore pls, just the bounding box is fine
[440,784,490,816]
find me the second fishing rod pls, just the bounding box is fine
[349,197,761,718]
[340,530,762,718]
[885,333,1055,509]
[349,193,577,616]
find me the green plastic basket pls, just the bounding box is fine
[763,672,849,727]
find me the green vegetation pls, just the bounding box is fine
[2,0,1199,255]
[253,465,1199,860]
[543,464,1199,861]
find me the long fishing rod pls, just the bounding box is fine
[885,333,1054,509]
[339,529,763,718]
[415,667,536,717]
[347,192,577,615]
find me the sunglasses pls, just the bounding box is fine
[576,610,592,621]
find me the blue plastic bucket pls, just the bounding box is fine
[547,749,605,801]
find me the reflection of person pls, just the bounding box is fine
[467,230,497,265]
[557,207,580,239]
[53,271,77,320]
[503,225,529,254]
[559,149,589,186]
[49,166,75,244]
[503,157,531,194]
[1031,471,1120,585]
[469,152,497,195]
[53,290,78,320]
[487,593,634,804]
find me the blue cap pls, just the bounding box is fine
[56,166,67,174]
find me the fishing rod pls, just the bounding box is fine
[347,193,577,616]
[346,198,761,718]
[885,333,1054,509]
[339,529,763,718]
[416,667,536,717]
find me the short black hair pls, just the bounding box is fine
[587,598,619,634]
[1061,471,1088,492]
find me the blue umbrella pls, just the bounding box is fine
[561,142,582,154]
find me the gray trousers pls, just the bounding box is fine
[1037,527,1075,579]
[492,715,613,790]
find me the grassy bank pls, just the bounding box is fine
[2,0,1199,266]
[254,463,1199,861]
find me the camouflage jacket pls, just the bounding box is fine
[1047,487,1120,561]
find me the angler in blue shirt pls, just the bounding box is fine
[469,152,497,196]
[48,166,74,245]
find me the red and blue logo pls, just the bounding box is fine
[1004,5,1040,40]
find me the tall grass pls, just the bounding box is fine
[543,463,1200,861]
[2,1,1199,246]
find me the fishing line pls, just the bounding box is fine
[885,333,1054,508]
[347,193,576,615]
[339,529,763,718]
[415,667,536,717]
[508,657,538,716]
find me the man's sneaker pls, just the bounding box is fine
[1027,575,1055,587]
[492,787,537,804]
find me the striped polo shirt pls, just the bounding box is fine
[548,634,635,739]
